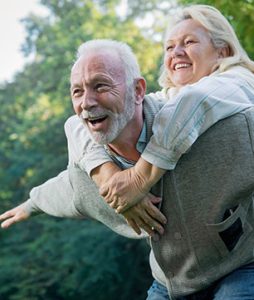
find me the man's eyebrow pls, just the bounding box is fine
[70,74,114,90]
[70,83,81,91]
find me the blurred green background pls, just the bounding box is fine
[1,0,254,299]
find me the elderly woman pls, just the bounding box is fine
[100,4,254,211]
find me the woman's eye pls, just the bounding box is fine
[166,45,174,51]
[185,40,195,45]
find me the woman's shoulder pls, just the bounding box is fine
[179,70,241,97]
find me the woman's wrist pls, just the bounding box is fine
[134,158,166,192]
[91,162,121,187]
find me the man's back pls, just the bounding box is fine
[151,107,254,297]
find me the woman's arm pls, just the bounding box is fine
[99,74,254,212]
[100,158,165,213]
[91,162,167,236]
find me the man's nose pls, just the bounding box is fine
[81,91,97,110]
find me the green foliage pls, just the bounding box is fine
[0,217,151,299]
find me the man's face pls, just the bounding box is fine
[70,51,135,144]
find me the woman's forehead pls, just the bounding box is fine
[166,19,209,41]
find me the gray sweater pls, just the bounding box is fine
[25,96,254,299]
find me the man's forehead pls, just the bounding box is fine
[71,51,124,79]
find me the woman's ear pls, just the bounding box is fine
[218,45,230,58]
[135,77,146,105]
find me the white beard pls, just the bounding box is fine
[81,88,136,145]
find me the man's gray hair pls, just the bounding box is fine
[76,39,141,86]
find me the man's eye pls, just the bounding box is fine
[95,84,109,92]
[72,89,82,96]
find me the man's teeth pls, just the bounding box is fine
[86,114,107,121]
[88,116,105,121]
[175,63,191,70]
[88,115,107,124]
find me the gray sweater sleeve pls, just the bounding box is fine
[23,170,84,219]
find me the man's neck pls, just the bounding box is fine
[108,113,143,162]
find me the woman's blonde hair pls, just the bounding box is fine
[159,4,254,88]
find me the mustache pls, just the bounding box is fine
[80,108,119,119]
[80,109,106,119]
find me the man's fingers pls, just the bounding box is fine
[141,213,165,235]
[119,194,167,237]
[126,218,141,235]
[127,200,167,234]
[0,206,30,229]
[149,195,162,205]
[1,217,17,229]
[126,208,164,236]
[140,221,155,236]
[146,204,167,225]
[0,210,14,221]
[135,217,161,237]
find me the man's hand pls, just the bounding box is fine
[122,193,167,238]
[0,203,31,229]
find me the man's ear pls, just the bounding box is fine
[135,77,146,105]
[218,45,230,58]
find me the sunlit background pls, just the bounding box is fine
[0,0,48,82]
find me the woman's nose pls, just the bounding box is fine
[171,44,185,57]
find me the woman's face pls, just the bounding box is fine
[164,19,221,88]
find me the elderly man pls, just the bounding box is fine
[0,40,167,237]
[1,38,254,300]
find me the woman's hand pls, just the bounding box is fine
[99,158,166,213]
[100,166,150,213]
[122,193,167,238]
[0,203,31,229]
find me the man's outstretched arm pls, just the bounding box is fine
[0,170,83,229]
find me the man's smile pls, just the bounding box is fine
[87,115,108,125]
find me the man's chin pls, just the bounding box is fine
[90,131,112,145]
[81,121,109,144]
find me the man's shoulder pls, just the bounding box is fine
[144,93,164,112]
[64,115,83,135]
[65,114,80,127]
